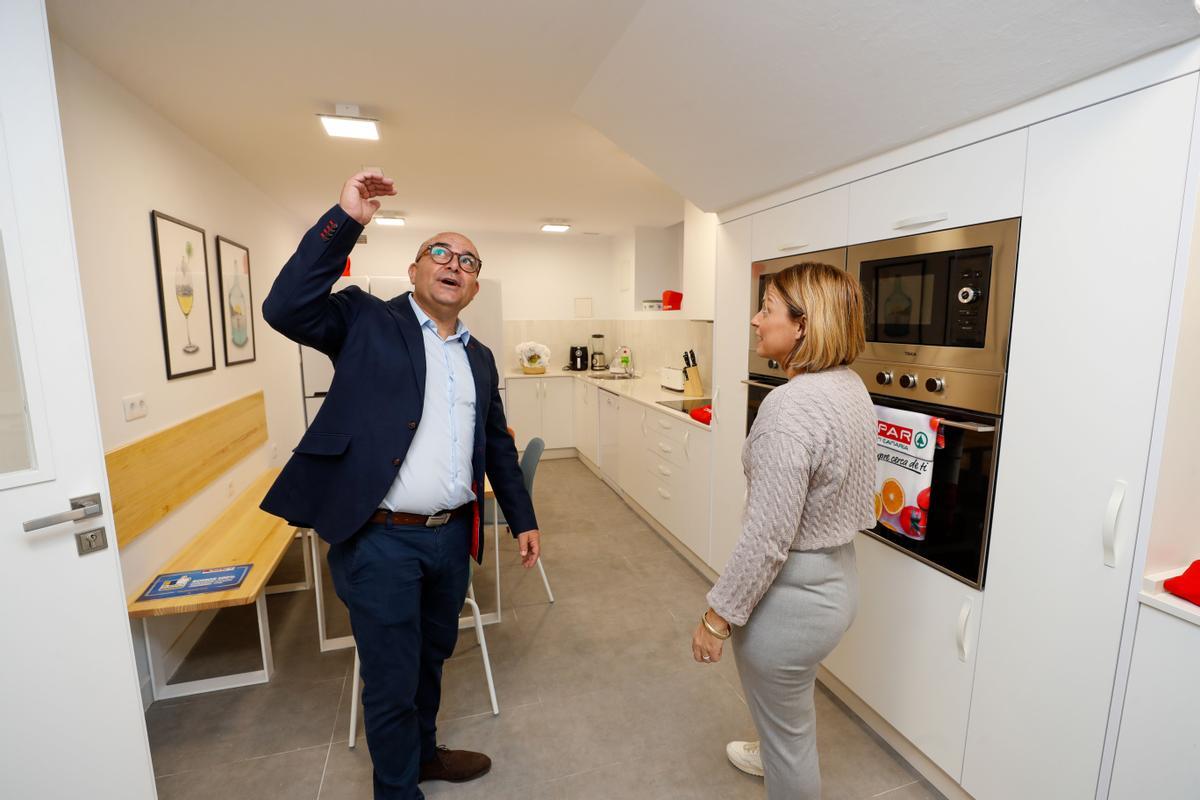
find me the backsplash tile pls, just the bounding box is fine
[502,319,714,392]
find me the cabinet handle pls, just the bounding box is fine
[640,410,647,436]
[657,465,672,476]
[658,442,673,454]
[778,242,807,252]
[713,386,721,424]
[657,419,671,430]
[1102,480,1127,568]
[956,600,971,663]
[893,212,948,230]
[657,487,671,499]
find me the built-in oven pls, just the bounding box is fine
[746,220,1020,588]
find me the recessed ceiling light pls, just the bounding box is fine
[318,104,379,140]
[541,223,571,233]
[375,212,406,226]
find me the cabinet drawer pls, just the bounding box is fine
[646,453,682,484]
[847,130,1026,245]
[750,186,849,262]
[643,407,692,444]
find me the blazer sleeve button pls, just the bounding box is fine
[407,421,418,430]
[392,458,401,466]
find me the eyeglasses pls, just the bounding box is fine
[420,242,482,274]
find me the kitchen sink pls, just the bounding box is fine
[589,373,638,381]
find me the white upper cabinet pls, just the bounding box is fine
[847,131,1027,245]
[750,186,848,263]
[961,74,1198,800]
[681,199,718,319]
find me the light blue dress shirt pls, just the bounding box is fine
[380,295,478,514]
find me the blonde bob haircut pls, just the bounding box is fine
[765,262,866,373]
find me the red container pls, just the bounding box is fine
[662,290,683,310]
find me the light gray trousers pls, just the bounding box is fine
[733,542,858,800]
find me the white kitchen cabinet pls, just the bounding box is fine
[823,535,983,781]
[617,399,712,561]
[618,397,647,500]
[597,388,621,487]
[1109,605,1200,799]
[961,75,1199,800]
[750,185,848,262]
[847,130,1026,245]
[573,379,599,465]
[504,376,574,451]
[708,217,753,572]
[682,199,718,319]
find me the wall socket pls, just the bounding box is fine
[122,393,147,421]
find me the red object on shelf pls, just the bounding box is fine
[662,290,683,310]
[343,257,352,276]
[1164,560,1200,606]
[689,404,712,425]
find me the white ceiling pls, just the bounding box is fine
[46,0,684,235]
[575,0,1200,212]
[48,1,1200,234]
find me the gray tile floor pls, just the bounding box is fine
[147,459,941,799]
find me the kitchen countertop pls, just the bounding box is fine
[504,369,712,430]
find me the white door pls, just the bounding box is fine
[539,376,575,450]
[504,378,541,451]
[961,74,1198,800]
[0,3,156,797]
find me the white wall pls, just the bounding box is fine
[52,40,307,700]
[1146,186,1200,576]
[344,225,619,323]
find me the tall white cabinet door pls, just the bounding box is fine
[961,75,1199,800]
[539,377,575,449]
[707,217,753,571]
[504,378,541,452]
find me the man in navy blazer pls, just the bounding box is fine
[261,171,538,799]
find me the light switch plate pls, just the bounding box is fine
[75,527,108,555]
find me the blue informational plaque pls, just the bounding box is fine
[139,564,252,601]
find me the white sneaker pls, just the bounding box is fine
[726,740,764,777]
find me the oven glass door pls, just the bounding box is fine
[867,395,999,588]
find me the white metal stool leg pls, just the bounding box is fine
[536,559,555,603]
[348,647,361,749]
[466,583,499,716]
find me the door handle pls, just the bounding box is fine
[893,212,949,230]
[956,599,971,662]
[23,493,103,532]
[1102,480,1127,568]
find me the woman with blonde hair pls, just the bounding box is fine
[691,262,876,799]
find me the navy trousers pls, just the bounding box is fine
[327,515,471,800]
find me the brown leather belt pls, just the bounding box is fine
[368,504,471,528]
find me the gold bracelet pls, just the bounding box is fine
[701,611,731,640]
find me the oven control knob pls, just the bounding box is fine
[767,359,780,369]
[957,286,982,304]
[926,377,946,393]
[875,371,893,386]
[899,373,918,389]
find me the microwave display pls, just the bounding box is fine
[862,245,992,348]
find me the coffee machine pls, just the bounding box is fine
[569,345,588,371]
[589,333,607,370]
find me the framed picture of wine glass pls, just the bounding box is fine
[150,211,215,380]
[215,236,256,366]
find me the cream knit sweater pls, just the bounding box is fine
[707,367,877,626]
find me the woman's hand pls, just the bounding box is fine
[692,608,731,664]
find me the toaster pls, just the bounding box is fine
[659,366,686,392]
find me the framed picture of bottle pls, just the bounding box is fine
[215,236,256,367]
[150,211,215,380]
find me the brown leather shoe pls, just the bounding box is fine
[419,745,492,783]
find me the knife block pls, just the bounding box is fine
[682,366,704,397]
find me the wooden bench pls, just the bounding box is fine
[112,392,307,700]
